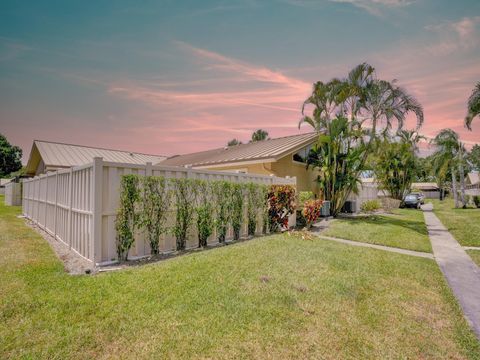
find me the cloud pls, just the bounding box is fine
[327,0,414,16]
[425,16,480,55]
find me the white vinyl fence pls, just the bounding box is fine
[347,183,379,212]
[22,158,296,265]
[5,182,22,206]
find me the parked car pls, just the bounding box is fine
[403,194,423,209]
[410,191,425,204]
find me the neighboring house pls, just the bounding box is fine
[465,171,480,196]
[160,133,321,194]
[25,140,167,176]
[411,182,441,199]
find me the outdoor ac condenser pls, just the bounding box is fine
[341,201,356,213]
[321,201,330,217]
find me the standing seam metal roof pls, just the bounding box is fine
[30,140,166,169]
[160,132,318,167]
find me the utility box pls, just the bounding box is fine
[341,200,356,214]
[321,201,331,217]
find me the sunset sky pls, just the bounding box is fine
[1,0,479,162]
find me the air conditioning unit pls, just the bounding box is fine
[341,200,356,214]
[321,201,330,217]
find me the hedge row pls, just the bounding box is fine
[115,175,296,260]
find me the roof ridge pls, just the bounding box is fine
[34,139,166,158]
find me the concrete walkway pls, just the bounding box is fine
[422,203,480,340]
[314,234,434,259]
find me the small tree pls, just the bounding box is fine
[171,178,198,250]
[196,180,214,248]
[141,176,171,255]
[227,138,242,146]
[212,180,232,243]
[115,175,140,261]
[0,133,22,177]
[230,183,244,240]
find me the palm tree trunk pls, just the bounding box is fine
[458,148,467,208]
[451,168,459,208]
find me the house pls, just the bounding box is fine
[411,182,441,199]
[465,171,480,196]
[160,133,321,194]
[25,140,167,176]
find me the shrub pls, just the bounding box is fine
[298,191,314,206]
[171,178,198,251]
[115,175,140,261]
[302,199,324,229]
[473,196,480,208]
[360,199,381,213]
[231,183,244,240]
[141,176,171,255]
[268,185,296,232]
[246,183,266,237]
[380,197,401,212]
[212,181,232,243]
[196,181,214,248]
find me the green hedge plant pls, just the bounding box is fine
[196,180,214,247]
[231,183,244,240]
[115,175,140,261]
[212,180,232,243]
[171,178,198,251]
[141,176,171,255]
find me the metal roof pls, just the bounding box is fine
[160,132,319,168]
[411,182,439,190]
[467,172,479,185]
[26,140,166,174]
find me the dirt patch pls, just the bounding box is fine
[24,219,94,275]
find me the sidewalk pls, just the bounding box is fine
[422,203,480,340]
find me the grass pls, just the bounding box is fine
[467,250,480,267]
[322,208,432,253]
[1,196,479,359]
[429,198,480,247]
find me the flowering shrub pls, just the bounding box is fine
[360,199,381,213]
[302,199,323,229]
[267,185,296,232]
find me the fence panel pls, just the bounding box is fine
[22,158,296,265]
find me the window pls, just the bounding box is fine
[293,144,313,163]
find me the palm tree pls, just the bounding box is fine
[431,129,467,208]
[396,129,426,152]
[251,129,269,142]
[299,63,424,211]
[465,82,480,130]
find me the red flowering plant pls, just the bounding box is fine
[267,185,296,232]
[302,199,324,229]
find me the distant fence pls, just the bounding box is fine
[22,158,296,265]
[5,182,22,206]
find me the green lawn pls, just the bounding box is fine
[467,250,480,268]
[1,196,479,359]
[322,208,432,253]
[429,198,480,247]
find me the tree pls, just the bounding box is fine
[306,116,367,216]
[431,129,467,208]
[372,137,417,201]
[0,133,22,177]
[227,138,242,146]
[465,82,480,130]
[250,129,269,142]
[467,144,480,171]
[299,63,424,214]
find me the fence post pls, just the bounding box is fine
[92,157,103,264]
[53,171,58,241]
[44,175,49,229]
[67,168,73,250]
[146,162,152,176]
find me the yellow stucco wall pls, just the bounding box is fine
[201,154,320,195]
